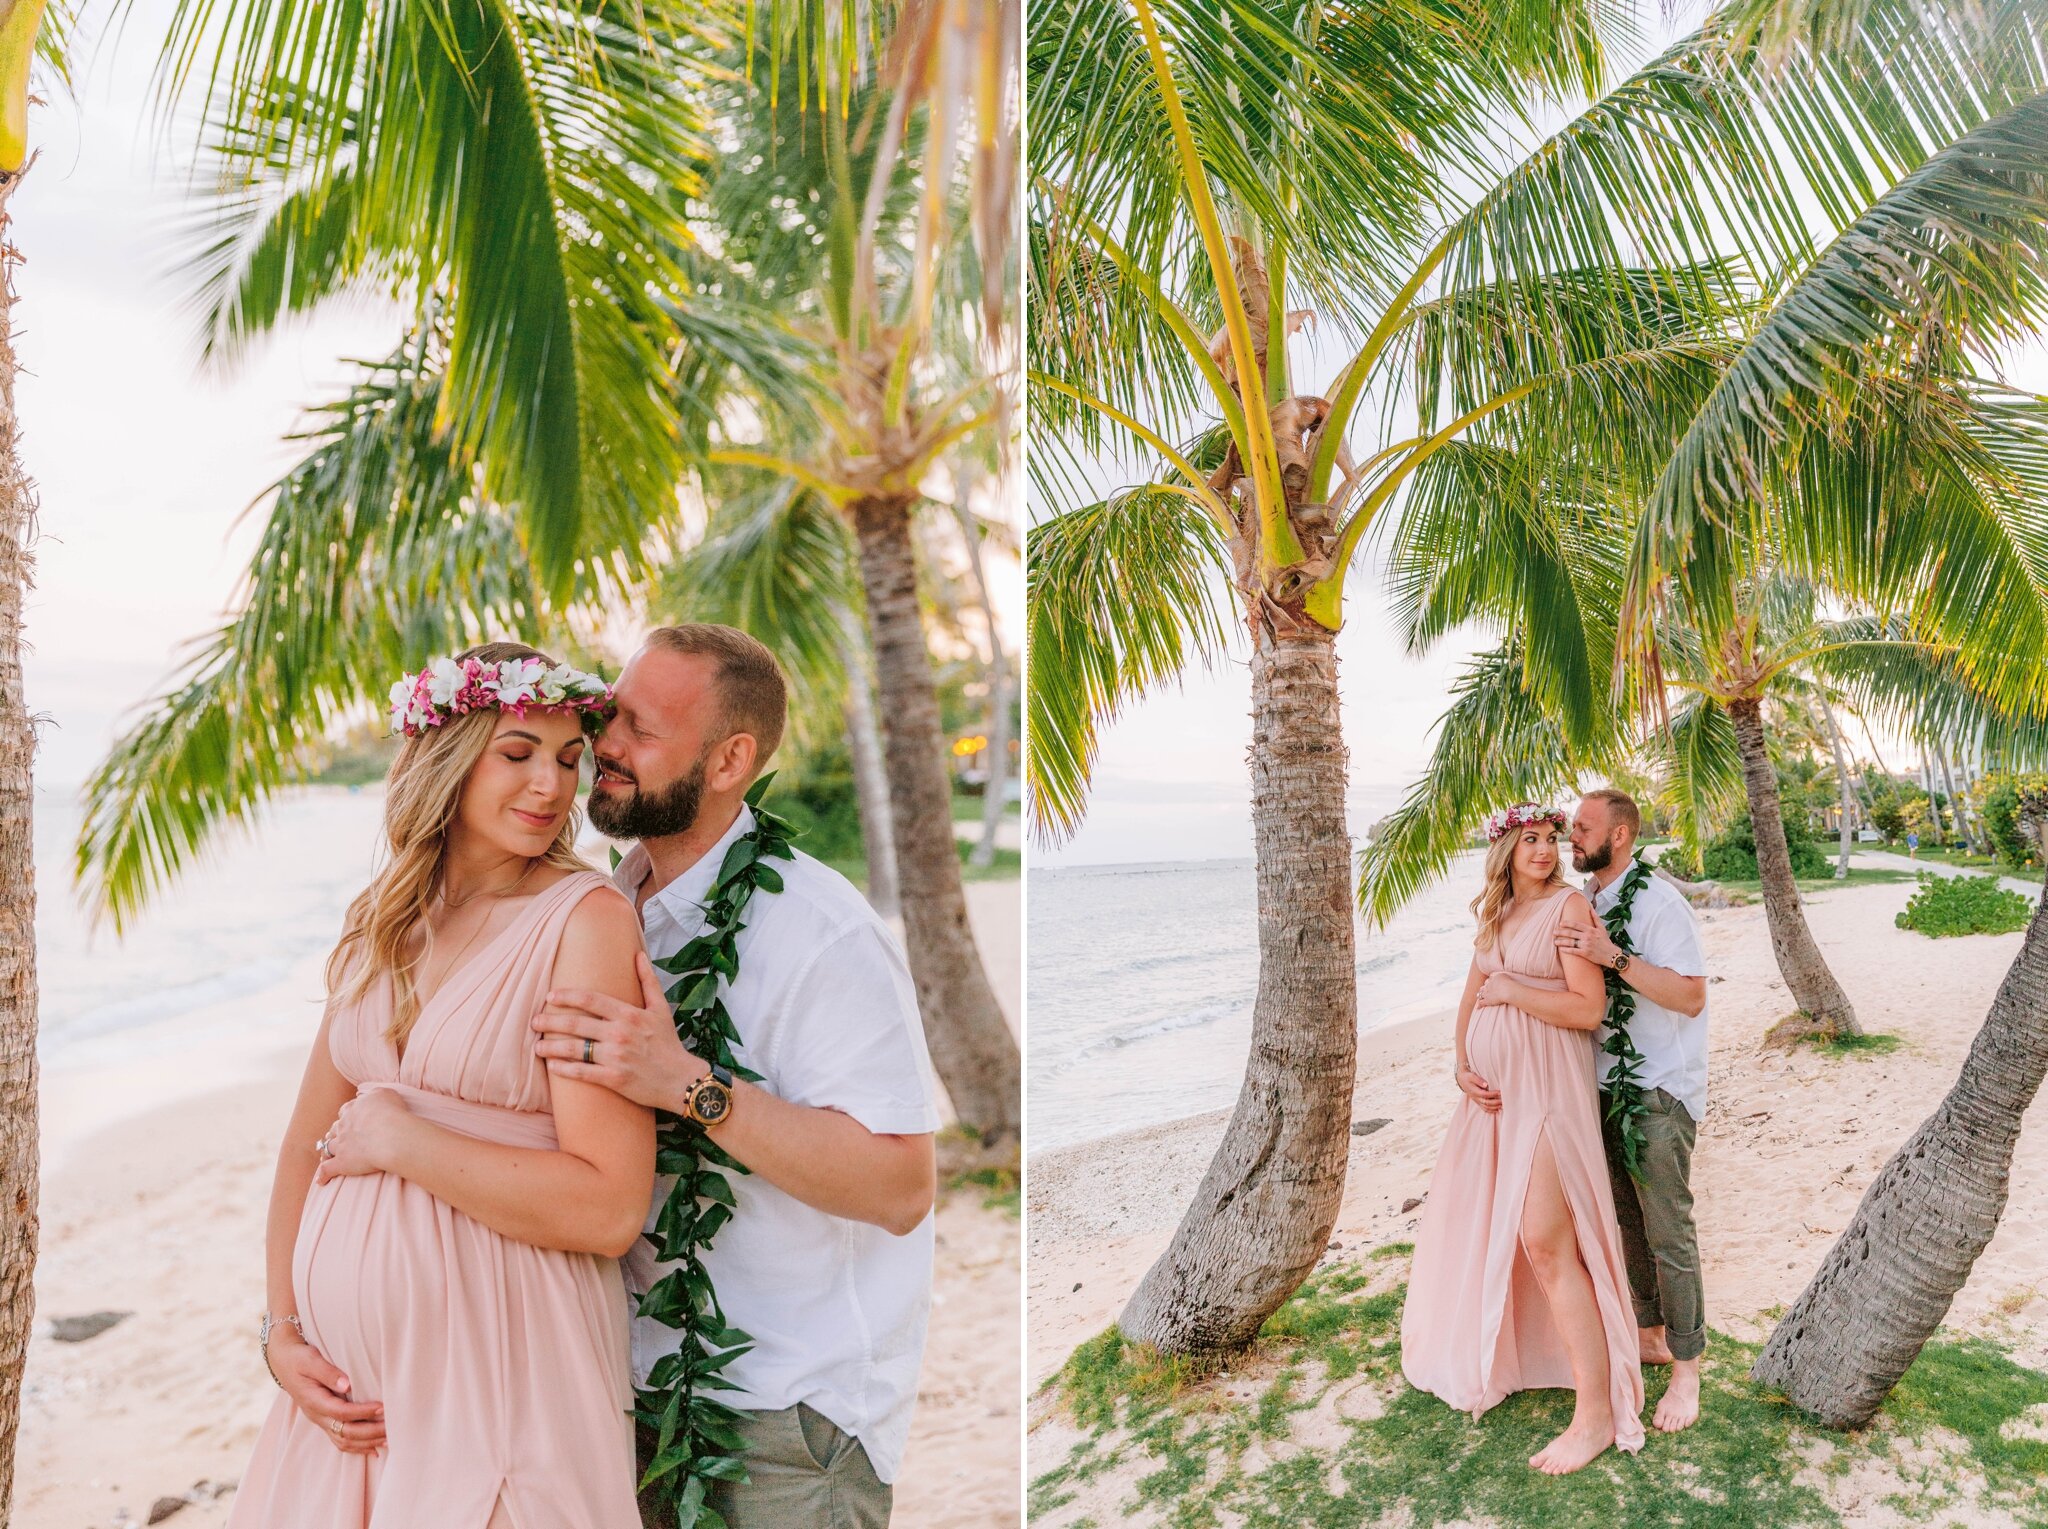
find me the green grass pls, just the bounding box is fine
[1032,1256,2048,1528]
[1712,866,1918,896]
[821,839,1020,889]
[948,1163,1020,1216]
[953,791,1022,824]
[1900,846,2010,872]
[1797,1030,1905,1058]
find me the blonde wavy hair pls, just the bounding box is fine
[1471,820,1568,953]
[326,641,594,1047]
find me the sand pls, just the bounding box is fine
[15,881,1022,1529]
[1028,872,2048,1423]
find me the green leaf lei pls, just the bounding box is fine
[627,775,796,1529]
[1597,859,1655,1181]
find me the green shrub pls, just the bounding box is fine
[1979,772,2048,871]
[1896,873,2037,938]
[1701,811,1830,880]
[772,742,870,864]
[1656,843,1703,881]
[1868,784,1907,844]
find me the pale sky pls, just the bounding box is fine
[19,4,1020,804]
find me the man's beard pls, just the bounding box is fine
[1573,837,1615,875]
[588,755,707,840]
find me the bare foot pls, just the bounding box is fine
[1529,1415,1614,1476]
[1638,1326,1675,1366]
[1653,1358,1701,1433]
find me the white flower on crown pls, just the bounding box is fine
[424,657,466,707]
[487,656,547,699]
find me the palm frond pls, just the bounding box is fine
[1026,483,1234,842]
[73,339,586,929]
[1357,640,1618,927]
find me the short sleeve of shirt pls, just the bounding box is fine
[764,919,943,1136]
[1641,891,1707,979]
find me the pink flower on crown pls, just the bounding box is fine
[1483,802,1570,843]
[387,655,615,737]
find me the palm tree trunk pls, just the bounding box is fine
[1753,851,2048,1425]
[1729,698,1859,1037]
[1819,700,1854,878]
[847,493,1020,1141]
[1120,617,1357,1353]
[948,497,1010,870]
[832,599,899,921]
[0,174,39,1511]
[1938,744,1968,852]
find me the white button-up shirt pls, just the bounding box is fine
[1591,858,1711,1121]
[612,804,941,1483]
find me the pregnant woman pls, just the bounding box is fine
[228,642,653,1527]
[1400,803,1645,1474]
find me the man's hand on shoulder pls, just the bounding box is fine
[535,949,706,1112]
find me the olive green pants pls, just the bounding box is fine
[637,1404,891,1529]
[1601,1086,1706,1361]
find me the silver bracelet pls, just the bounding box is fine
[259,1312,305,1387]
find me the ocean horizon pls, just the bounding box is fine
[1027,851,1487,1155]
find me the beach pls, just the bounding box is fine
[16,788,1021,1529]
[1028,870,2048,1516]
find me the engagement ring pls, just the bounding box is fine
[315,1136,331,1158]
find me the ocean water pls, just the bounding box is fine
[33,786,388,1067]
[1027,853,1489,1153]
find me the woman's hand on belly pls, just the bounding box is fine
[1474,972,1524,1010]
[1454,1062,1502,1113]
[269,1331,386,1454]
[313,1089,418,1185]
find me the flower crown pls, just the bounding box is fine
[388,655,615,738]
[1483,802,1570,843]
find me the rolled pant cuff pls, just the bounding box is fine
[1666,1325,1706,1361]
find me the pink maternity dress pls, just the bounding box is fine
[1399,885,1645,1453]
[227,870,643,1527]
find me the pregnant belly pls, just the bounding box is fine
[291,1172,442,1398]
[1466,1002,1589,1085]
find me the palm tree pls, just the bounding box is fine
[0,0,77,1504]
[1029,0,2048,1354]
[691,8,1024,1141]
[1752,789,2048,1425]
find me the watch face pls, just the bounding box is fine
[695,1083,731,1124]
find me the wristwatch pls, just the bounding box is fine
[1611,951,1633,976]
[681,1061,736,1129]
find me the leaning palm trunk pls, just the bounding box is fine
[1820,700,1854,877]
[1729,698,1860,1037]
[1120,614,1358,1352]
[1753,848,2048,1424]
[0,173,38,1509]
[950,496,1011,870]
[832,600,900,921]
[847,493,1021,1140]
[1937,744,1968,851]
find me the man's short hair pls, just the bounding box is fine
[1582,786,1642,840]
[645,623,788,767]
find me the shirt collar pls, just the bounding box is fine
[1589,855,1644,912]
[613,803,756,925]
